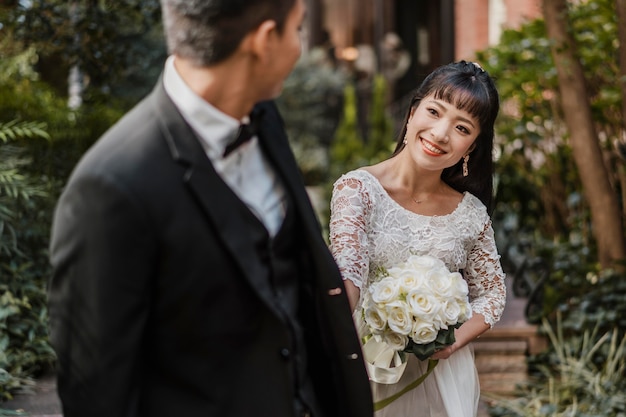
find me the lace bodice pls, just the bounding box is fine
[329,169,506,327]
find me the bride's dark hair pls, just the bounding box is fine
[392,60,500,214]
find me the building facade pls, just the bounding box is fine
[306,0,542,103]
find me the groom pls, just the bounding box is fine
[47,0,373,416]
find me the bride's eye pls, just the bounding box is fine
[457,125,470,134]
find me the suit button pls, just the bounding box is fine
[279,348,291,359]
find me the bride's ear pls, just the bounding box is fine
[407,107,417,124]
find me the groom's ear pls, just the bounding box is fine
[242,20,278,61]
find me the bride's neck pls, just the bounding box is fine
[384,159,444,195]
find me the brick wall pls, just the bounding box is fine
[455,0,490,61]
[504,0,542,30]
[454,0,542,61]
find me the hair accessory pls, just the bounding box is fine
[471,62,485,73]
[462,154,470,177]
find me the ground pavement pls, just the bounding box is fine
[0,372,61,417]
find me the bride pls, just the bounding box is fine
[329,61,507,417]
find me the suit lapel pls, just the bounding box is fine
[257,103,337,270]
[185,164,281,313]
[255,103,322,242]
[256,103,348,294]
[152,84,283,318]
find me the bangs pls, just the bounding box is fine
[431,76,493,128]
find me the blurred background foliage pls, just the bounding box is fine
[475,0,626,414]
[476,0,625,336]
[488,315,626,417]
[0,0,625,412]
[0,0,163,400]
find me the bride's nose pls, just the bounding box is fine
[429,120,451,143]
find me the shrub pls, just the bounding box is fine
[0,121,56,401]
[0,45,124,402]
[488,316,626,417]
[277,49,347,185]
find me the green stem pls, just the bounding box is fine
[373,359,439,411]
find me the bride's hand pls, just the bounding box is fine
[430,344,456,360]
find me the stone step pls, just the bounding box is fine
[479,371,529,394]
[480,325,548,355]
[483,325,540,340]
[472,323,542,398]
[475,353,527,373]
[473,339,528,355]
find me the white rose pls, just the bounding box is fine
[457,299,473,322]
[452,273,470,297]
[386,265,404,279]
[406,289,440,322]
[431,306,447,331]
[428,269,456,299]
[411,320,438,344]
[370,276,400,305]
[441,299,462,326]
[406,255,445,273]
[383,330,409,351]
[364,304,388,332]
[397,270,427,293]
[386,301,413,335]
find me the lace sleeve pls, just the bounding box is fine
[329,175,371,290]
[465,219,507,327]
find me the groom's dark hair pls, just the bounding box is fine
[161,0,297,66]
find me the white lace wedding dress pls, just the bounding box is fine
[329,169,507,417]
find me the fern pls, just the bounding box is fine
[0,121,50,144]
[0,119,53,400]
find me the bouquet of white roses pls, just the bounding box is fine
[356,254,472,385]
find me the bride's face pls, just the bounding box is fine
[403,93,480,172]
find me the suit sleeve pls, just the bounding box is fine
[48,173,157,417]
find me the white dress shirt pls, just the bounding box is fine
[162,56,286,237]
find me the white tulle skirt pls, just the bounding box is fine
[371,345,480,417]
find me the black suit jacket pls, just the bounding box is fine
[48,81,373,417]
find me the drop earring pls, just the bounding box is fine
[462,154,469,177]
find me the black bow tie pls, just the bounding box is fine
[223,108,265,157]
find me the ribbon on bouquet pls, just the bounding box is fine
[362,337,407,384]
[353,311,407,384]
[353,312,439,411]
[353,311,406,384]
[361,337,439,411]
[372,358,438,411]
